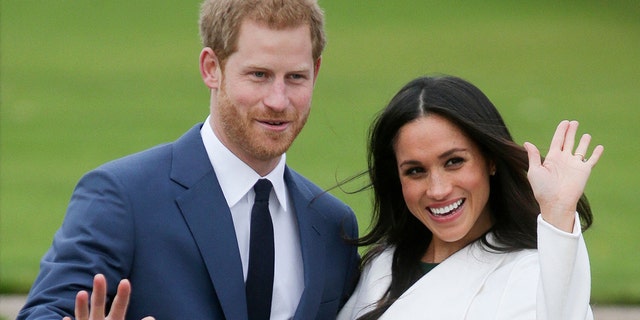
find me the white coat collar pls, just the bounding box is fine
[381,235,508,319]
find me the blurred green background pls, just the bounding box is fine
[1,0,639,304]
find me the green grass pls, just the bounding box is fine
[2,0,639,304]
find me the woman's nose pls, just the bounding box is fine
[425,173,451,200]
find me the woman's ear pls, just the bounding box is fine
[489,160,497,176]
[199,47,221,89]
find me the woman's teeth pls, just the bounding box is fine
[429,199,464,216]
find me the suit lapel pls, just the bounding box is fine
[171,124,248,320]
[170,129,330,319]
[285,169,328,319]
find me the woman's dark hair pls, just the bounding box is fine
[354,75,593,319]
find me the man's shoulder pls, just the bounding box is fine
[93,123,204,176]
[97,141,174,173]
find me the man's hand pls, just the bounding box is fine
[62,274,154,320]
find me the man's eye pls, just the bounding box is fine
[289,74,306,81]
[253,71,266,78]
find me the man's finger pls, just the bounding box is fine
[108,279,132,319]
[90,274,108,319]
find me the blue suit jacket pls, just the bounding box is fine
[19,124,360,320]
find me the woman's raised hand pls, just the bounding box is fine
[524,120,604,232]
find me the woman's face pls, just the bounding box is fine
[394,114,494,256]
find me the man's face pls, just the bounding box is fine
[210,19,319,174]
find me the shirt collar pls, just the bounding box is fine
[200,116,288,210]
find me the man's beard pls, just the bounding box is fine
[216,86,309,162]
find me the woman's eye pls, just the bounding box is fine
[404,167,424,176]
[446,157,464,167]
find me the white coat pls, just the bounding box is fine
[338,214,593,320]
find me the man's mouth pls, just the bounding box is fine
[258,120,289,130]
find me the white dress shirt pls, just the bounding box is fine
[201,116,304,319]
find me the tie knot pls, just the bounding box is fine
[253,179,272,202]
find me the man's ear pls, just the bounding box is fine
[312,56,322,83]
[200,47,221,89]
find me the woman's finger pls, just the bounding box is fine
[573,134,591,162]
[585,144,605,167]
[562,120,579,153]
[523,142,542,169]
[549,120,570,152]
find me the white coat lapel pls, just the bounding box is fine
[381,239,507,319]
